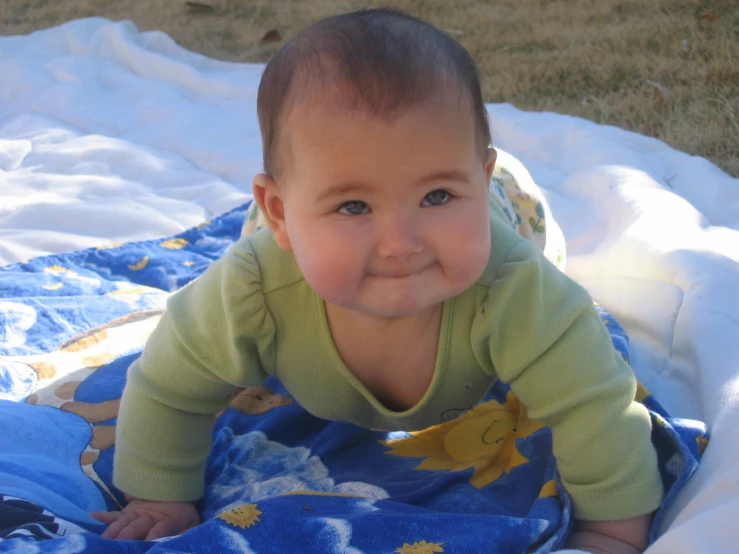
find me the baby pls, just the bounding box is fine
[93,8,662,552]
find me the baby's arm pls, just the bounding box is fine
[99,240,273,538]
[475,232,663,542]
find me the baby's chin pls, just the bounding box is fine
[331,288,455,320]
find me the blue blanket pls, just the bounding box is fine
[0,203,707,553]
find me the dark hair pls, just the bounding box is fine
[257,7,492,178]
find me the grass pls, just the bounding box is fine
[1,0,737,176]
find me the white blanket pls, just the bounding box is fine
[1,18,737,553]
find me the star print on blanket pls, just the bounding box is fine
[0,202,707,553]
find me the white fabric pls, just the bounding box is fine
[0,19,737,553]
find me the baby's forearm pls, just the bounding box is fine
[566,513,653,553]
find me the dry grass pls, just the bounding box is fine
[2,0,737,176]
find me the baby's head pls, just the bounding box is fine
[257,7,492,179]
[253,8,496,319]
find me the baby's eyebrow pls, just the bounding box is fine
[317,182,372,202]
[318,170,471,201]
[417,170,471,186]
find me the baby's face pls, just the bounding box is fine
[278,98,493,319]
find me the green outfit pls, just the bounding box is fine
[114,211,663,521]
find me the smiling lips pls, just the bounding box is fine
[371,263,433,279]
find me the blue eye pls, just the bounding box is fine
[422,189,452,207]
[338,200,370,215]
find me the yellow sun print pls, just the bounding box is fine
[538,479,558,499]
[106,285,159,296]
[44,265,76,275]
[218,504,262,529]
[42,283,63,290]
[381,392,544,488]
[697,435,709,456]
[127,256,150,271]
[635,381,651,403]
[160,238,188,249]
[396,540,444,553]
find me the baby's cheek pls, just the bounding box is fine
[300,249,361,300]
[447,214,490,263]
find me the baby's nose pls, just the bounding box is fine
[376,217,423,259]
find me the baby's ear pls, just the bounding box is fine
[252,174,292,251]
[485,147,497,183]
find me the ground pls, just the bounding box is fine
[1,0,737,176]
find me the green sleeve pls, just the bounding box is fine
[113,238,274,502]
[471,238,663,520]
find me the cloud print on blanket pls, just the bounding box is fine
[0,204,706,553]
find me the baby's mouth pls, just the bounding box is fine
[372,263,432,279]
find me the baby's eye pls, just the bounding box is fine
[422,189,452,207]
[338,200,370,215]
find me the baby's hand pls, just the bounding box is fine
[91,497,200,540]
[564,513,652,554]
[564,530,642,553]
